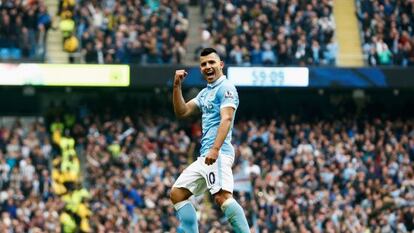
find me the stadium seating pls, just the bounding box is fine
[0,1,51,61]
[357,0,414,66]
[1,97,414,232]
[1,0,414,232]
[0,120,61,231]
[199,0,337,66]
[72,0,189,64]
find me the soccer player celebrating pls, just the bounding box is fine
[170,48,250,233]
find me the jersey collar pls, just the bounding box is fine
[207,76,226,88]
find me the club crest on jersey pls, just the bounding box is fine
[224,90,234,99]
[202,102,214,113]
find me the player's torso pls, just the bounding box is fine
[197,78,237,157]
[198,85,222,135]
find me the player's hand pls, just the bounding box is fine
[174,70,188,87]
[205,147,219,165]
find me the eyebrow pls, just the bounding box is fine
[200,59,217,65]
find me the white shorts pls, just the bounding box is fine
[172,155,235,196]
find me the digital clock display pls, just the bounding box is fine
[227,67,309,87]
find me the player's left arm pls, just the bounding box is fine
[215,107,235,151]
[205,107,234,165]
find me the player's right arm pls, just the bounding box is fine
[173,69,199,118]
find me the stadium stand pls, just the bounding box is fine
[0,89,405,232]
[0,0,352,66]
[197,0,337,66]
[6,0,413,67]
[0,119,62,232]
[0,0,51,61]
[71,0,189,64]
[1,1,414,232]
[357,0,414,66]
[80,114,414,232]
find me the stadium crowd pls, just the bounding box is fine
[81,112,414,233]
[66,0,189,64]
[0,119,61,232]
[198,0,337,66]
[357,0,414,66]
[237,117,414,232]
[1,101,414,232]
[0,0,51,60]
[42,103,414,232]
[3,0,414,67]
[0,0,341,66]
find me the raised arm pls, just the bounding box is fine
[172,70,199,118]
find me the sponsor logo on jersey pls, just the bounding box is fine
[224,90,234,99]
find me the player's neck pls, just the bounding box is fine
[207,75,225,88]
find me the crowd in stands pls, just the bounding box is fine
[0,115,92,232]
[58,0,340,66]
[237,117,414,232]
[0,85,414,233]
[61,0,189,64]
[0,0,51,61]
[357,0,414,66]
[1,100,414,232]
[5,0,414,67]
[57,106,414,232]
[0,93,414,233]
[0,119,60,232]
[0,0,340,66]
[45,100,414,232]
[81,113,414,233]
[198,0,337,66]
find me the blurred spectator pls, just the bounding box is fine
[199,0,337,66]
[59,11,75,41]
[357,0,414,66]
[324,37,338,65]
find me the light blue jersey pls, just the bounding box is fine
[193,76,239,157]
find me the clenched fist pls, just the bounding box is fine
[205,147,219,165]
[174,70,188,87]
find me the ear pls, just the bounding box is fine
[220,60,224,68]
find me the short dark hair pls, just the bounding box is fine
[200,47,219,57]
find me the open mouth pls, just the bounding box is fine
[205,69,215,79]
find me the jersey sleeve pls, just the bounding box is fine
[192,89,203,109]
[218,83,239,110]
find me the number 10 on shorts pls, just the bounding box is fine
[207,172,216,185]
